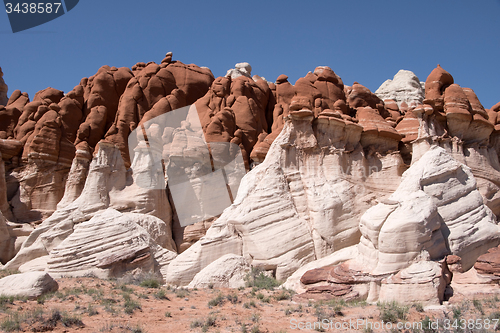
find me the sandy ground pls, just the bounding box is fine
[1,276,500,333]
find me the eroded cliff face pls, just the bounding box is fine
[1,58,500,302]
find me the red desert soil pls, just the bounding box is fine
[1,277,500,333]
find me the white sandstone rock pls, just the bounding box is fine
[187,254,251,289]
[358,146,500,274]
[47,208,176,279]
[4,142,176,271]
[0,271,58,299]
[225,62,252,79]
[375,69,424,109]
[378,260,448,304]
[166,114,404,286]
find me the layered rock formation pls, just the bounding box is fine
[1,58,500,304]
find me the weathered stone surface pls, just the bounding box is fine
[3,60,500,304]
[166,108,404,286]
[424,64,454,112]
[356,106,402,153]
[104,59,213,166]
[187,254,251,289]
[359,146,500,274]
[285,144,500,304]
[47,208,176,278]
[0,211,15,264]
[378,260,449,304]
[375,70,425,110]
[4,141,175,272]
[226,62,252,79]
[474,245,500,277]
[0,272,58,299]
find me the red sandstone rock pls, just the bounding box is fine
[395,108,419,143]
[443,84,472,139]
[474,246,500,277]
[1,90,29,140]
[491,101,500,112]
[0,139,23,160]
[105,59,213,166]
[356,106,402,153]
[23,109,61,163]
[424,64,454,112]
[463,88,488,119]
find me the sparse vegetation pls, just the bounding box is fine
[452,306,462,320]
[3,274,500,333]
[274,289,294,301]
[413,302,424,313]
[154,289,170,300]
[0,296,14,311]
[244,267,281,290]
[140,277,161,289]
[123,293,141,314]
[227,293,239,304]
[377,301,408,323]
[473,298,484,315]
[85,304,99,316]
[60,311,84,327]
[191,315,217,332]
[174,288,189,298]
[0,313,20,332]
[208,293,226,307]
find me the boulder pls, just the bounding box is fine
[47,208,176,278]
[187,254,251,289]
[0,272,58,299]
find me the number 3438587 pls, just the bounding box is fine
[5,3,62,14]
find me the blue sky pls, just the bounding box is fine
[1,0,499,108]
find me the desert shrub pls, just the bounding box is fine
[377,301,408,323]
[274,289,293,301]
[251,325,261,333]
[174,288,188,298]
[165,311,172,317]
[472,299,484,315]
[85,304,99,316]
[243,300,257,309]
[154,289,169,300]
[413,302,424,313]
[452,306,462,320]
[0,313,20,332]
[116,284,134,293]
[489,311,500,331]
[140,278,161,289]
[123,294,141,314]
[227,293,239,304]
[61,312,84,327]
[190,318,204,328]
[0,295,14,311]
[244,268,281,290]
[208,294,225,307]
